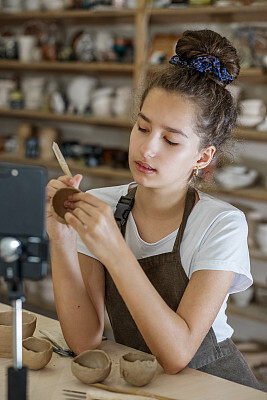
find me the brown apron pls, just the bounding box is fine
[105,186,261,390]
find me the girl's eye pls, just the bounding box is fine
[165,138,178,146]
[138,126,148,133]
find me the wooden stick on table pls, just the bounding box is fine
[91,382,178,400]
[52,142,72,177]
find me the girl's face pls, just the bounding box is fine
[129,88,214,191]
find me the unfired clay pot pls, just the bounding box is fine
[71,349,111,384]
[0,310,37,358]
[22,337,53,370]
[120,352,157,387]
[51,187,80,224]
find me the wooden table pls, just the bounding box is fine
[0,302,266,400]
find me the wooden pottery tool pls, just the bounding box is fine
[51,142,80,224]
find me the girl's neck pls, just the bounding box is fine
[134,184,189,221]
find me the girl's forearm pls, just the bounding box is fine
[50,242,103,354]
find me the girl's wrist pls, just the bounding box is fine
[49,237,77,253]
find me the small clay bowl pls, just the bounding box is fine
[71,349,111,384]
[51,187,80,224]
[120,352,157,387]
[0,310,37,358]
[22,337,53,370]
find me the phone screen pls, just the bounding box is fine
[0,163,47,238]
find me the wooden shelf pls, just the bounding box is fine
[198,183,267,203]
[0,8,136,23]
[0,108,132,128]
[0,110,266,141]
[0,60,134,74]
[0,154,132,180]
[234,128,267,142]
[1,153,267,201]
[149,4,267,23]
[227,302,267,324]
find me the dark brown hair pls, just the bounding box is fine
[139,29,240,153]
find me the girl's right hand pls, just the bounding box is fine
[46,174,83,243]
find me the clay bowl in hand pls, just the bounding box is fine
[51,187,80,224]
[0,310,37,358]
[71,349,111,384]
[120,352,157,387]
[22,337,53,370]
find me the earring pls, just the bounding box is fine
[193,166,199,177]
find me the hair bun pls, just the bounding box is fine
[175,29,240,84]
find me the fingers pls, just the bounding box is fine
[73,174,83,189]
[68,192,104,208]
[46,174,83,200]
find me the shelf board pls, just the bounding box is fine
[0,60,134,74]
[234,128,267,142]
[0,154,132,180]
[1,153,266,201]
[227,302,267,324]
[0,8,136,23]
[0,108,132,128]
[198,183,267,203]
[149,4,267,22]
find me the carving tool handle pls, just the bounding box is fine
[52,142,72,177]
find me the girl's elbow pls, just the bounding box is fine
[158,356,188,375]
[68,333,103,355]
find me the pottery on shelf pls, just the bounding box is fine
[214,165,259,189]
[51,187,80,224]
[71,349,111,384]
[22,337,53,370]
[120,352,157,387]
[0,310,37,358]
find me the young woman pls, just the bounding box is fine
[46,29,262,390]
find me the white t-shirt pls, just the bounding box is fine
[77,183,253,343]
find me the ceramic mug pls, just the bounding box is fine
[17,35,37,62]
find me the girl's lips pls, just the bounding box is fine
[135,161,156,174]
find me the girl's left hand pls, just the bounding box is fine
[64,191,125,265]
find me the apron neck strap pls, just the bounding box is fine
[116,185,196,250]
[172,186,196,255]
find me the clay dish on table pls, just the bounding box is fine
[120,352,157,387]
[0,310,37,358]
[51,187,80,224]
[22,337,53,370]
[71,349,111,384]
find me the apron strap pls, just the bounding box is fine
[114,186,137,236]
[172,187,197,261]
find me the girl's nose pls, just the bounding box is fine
[140,134,158,158]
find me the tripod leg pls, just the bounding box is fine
[8,366,27,400]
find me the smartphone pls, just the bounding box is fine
[0,163,48,280]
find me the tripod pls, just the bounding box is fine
[1,237,27,400]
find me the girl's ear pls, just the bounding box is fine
[196,146,216,170]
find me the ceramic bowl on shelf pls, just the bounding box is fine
[120,352,157,387]
[238,99,266,128]
[71,349,111,384]
[0,310,37,358]
[22,337,53,370]
[214,165,259,189]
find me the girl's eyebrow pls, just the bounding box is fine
[138,112,188,139]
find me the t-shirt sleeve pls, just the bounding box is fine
[192,210,253,293]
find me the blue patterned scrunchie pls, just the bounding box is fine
[169,54,234,85]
